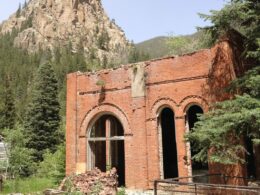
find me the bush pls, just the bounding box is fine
[3,125,36,177]
[37,144,65,183]
[117,187,126,195]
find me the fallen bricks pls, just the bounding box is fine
[59,167,118,195]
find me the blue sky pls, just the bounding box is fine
[0,1,226,43]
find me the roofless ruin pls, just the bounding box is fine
[66,37,260,190]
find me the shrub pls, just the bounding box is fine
[3,125,36,177]
[37,144,65,183]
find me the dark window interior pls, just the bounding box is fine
[161,108,179,179]
[89,115,125,186]
[187,105,208,177]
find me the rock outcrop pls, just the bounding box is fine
[0,0,129,64]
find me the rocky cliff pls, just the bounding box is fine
[0,0,129,64]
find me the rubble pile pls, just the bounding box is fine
[60,168,118,195]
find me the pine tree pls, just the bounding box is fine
[186,67,260,164]
[199,0,260,61]
[23,0,27,9]
[25,62,60,162]
[0,75,16,130]
[128,44,150,63]
[186,0,260,165]
[16,3,21,18]
[97,30,110,51]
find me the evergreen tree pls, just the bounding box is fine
[97,30,110,51]
[199,0,260,61]
[25,62,60,162]
[0,30,40,121]
[23,0,27,9]
[186,67,260,164]
[128,44,150,63]
[186,0,260,165]
[0,75,16,130]
[16,3,21,18]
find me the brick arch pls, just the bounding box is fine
[151,97,179,118]
[180,96,209,178]
[179,95,209,114]
[79,103,131,137]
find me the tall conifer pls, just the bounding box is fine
[186,0,260,166]
[25,62,60,161]
[0,75,16,130]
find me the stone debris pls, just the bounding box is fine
[59,167,118,195]
[43,189,65,195]
[248,181,260,187]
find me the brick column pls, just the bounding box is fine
[124,134,133,188]
[66,73,78,175]
[128,62,149,189]
[131,97,148,189]
[175,116,189,178]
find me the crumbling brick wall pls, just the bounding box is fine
[66,40,248,190]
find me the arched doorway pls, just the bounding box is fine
[159,107,178,179]
[88,114,125,186]
[186,105,208,176]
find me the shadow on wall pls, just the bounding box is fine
[98,85,106,104]
[201,39,253,186]
[202,42,236,102]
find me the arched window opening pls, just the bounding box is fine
[159,107,178,179]
[186,105,208,178]
[88,115,125,186]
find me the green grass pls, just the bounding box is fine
[2,177,57,194]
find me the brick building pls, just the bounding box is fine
[66,39,259,189]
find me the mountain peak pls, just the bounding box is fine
[0,0,129,64]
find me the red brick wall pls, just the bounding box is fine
[66,40,246,189]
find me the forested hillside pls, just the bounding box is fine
[0,1,153,189]
[0,0,132,124]
[135,36,170,58]
[136,32,209,59]
[0,0,134,186]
